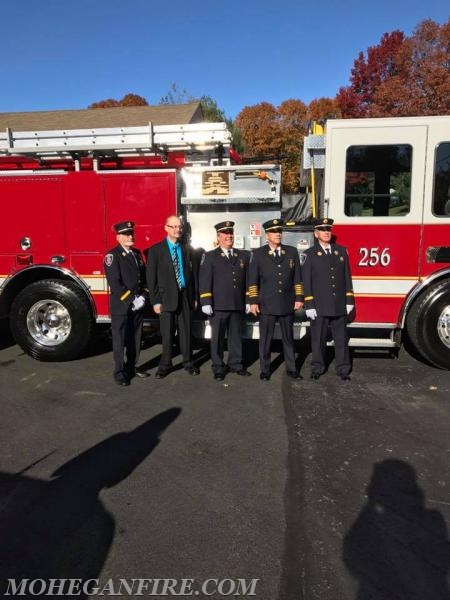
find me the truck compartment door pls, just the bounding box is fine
[102,171,177,252]
[0,176,66,276]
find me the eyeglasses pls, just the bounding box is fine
[315,226,332,232]
[166,225,183,229]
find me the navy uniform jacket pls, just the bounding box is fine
[104,245,146,315]
[302,242,354,316]
[199,247,250,311]
[146,240,195,311]
[248,244,304,316]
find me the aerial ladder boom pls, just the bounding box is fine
[0,121,231,162]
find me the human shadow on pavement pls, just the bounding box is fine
[343,459,450,600]
[0,408,181,598]
[242,339,260,370]
[294,333,310,374]
[84,325,161,361]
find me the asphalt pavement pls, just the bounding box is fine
[285,348,450,599]
[0,323,449,599]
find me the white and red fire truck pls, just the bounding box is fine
[295,115,450,370]
[1,115,449,370]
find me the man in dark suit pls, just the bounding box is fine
[302,217,355,381]
[248,219,304,381]
[199,221,251,381]
[146,215,199,378]
[104,221,149,386]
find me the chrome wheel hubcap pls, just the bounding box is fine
[437,304,450,349]
[26,299,72,346]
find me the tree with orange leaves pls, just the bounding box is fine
[306,97,341,122]
[236,102,281,158]
[370,19,450,117]
[236,99,307,193]
[278,99,308,192]
[336,31,405,118]
[336,18,449,118]
[88,93,148,108]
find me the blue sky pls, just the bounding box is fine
[1,0,448,120]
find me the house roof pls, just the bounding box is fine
[0,102,204,132]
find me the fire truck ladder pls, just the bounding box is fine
[0,122,231,164]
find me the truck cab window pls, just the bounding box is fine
[432,142,450,217]
[344,144,412,217]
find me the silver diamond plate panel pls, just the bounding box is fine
[303,134,326,169]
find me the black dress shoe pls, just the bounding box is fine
[185,365,200,376]
[260,372,271,381]
[135,370,150,378]
[233,369,251,377]
[287,371,303,380]
[114,377,130,386]
[340,375,351,381]
[155,370,169,379]
[310,373,321,380]
[214,373,225,381]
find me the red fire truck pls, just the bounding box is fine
[1,115,449,370]
[0,121,281,360]
[295,115,450,370]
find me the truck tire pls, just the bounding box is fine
[10,279,93,361]
[406,279,450,369]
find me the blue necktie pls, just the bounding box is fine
[172,247,183,290]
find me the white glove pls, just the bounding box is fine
[306,308,317,320]
[245,304,251,314]
[202,305,213,316]
[131,295,145,311]
[346,304,354,315]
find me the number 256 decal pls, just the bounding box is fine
[358,247,391,267]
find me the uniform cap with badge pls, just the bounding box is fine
[215,221,235,234]
[114,221,135,235]
[314,217,334,231]
[263,218,283,232]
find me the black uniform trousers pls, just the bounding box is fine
[259,313,296,374]
[158,288,192,372]
[310,315,350,377]
[111,309,144,379]
[210,311,243,375]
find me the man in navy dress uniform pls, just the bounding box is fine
[248,219,304,381]
[199,221,251,381]
[302,218,355,381]
[104,221,148,386]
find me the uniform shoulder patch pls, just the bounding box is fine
[104,253,114,267]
